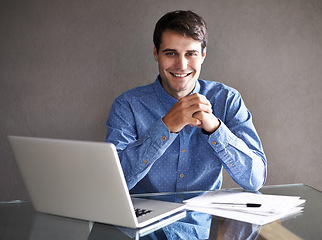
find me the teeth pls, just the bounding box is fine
[171,73,190,77]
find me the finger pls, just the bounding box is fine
[189,94,212,112]
[193,111,220,133]
[188,118,202,127]
[187,102,212,115]
[180,93,210,107]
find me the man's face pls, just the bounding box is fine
[153,30,206,100]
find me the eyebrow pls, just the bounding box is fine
[162,49,200,53]
[162,48,177,53]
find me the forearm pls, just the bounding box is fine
[207,121,267,191]
[106,118,177,190]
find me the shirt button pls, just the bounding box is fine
[162,136,167,141]
[182,149,186,153]
[180,174,184,178]
[212,141,216,145]
[143,160,147,164]
[229,163,233,167]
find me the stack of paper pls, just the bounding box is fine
[183,190,305,225]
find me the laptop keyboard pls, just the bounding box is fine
[135,208,152,218]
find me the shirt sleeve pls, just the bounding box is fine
[206,92,267,191]
[105,96,177,190]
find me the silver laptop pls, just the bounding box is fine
[8,136,185,230]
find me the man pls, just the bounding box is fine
[106,10,267,194]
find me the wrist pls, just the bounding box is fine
[202,118,221,134]
[162,116,179,133]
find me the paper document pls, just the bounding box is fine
[184,190,305,225]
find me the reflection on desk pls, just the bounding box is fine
[89,212,212,240]
[30,212,90,240]
[89,211,262,240]
[0,201,90,240]
[1,184,321,239]
[210,217,260,240]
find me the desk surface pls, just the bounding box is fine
[1,184,321,239]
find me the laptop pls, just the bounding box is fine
[8,136,186,230]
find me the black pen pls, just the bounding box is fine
[211,202,261,207]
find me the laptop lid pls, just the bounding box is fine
[8,136,142,227]
[8,136,185,229]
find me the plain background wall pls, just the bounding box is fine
[1,0,321,201]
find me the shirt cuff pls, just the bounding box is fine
[206,120,234,152]
[147,118,178,149]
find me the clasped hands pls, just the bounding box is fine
[162,93,220,133]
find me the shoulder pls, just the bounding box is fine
[198,79,240,98]
[114,82,155,103]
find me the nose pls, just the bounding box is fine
[175,54,188,69]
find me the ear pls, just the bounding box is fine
[153,46,159,62]
[201,47,206,64]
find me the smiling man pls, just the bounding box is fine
[106,10,267,193]
[155,29,219,134]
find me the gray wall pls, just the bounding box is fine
[1,0,321,201]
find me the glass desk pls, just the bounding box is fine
[1,184,321,239]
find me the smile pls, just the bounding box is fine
[170,72,192,78]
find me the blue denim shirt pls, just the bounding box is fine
[106,77,267,193]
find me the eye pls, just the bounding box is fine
[186,52,198,57]
[165,52,175,56]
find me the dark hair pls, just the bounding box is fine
[153,10,208,53]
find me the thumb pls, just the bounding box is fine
[188,118,202,127]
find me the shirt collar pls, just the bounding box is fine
[153,75,201,111]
